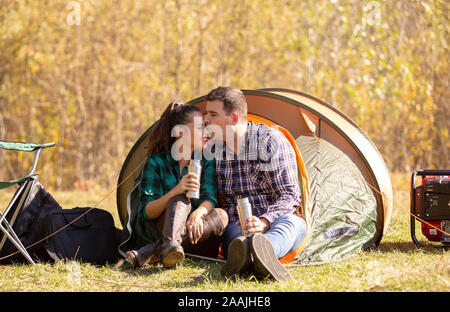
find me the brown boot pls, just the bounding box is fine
[159,195,191,268]
[181,209,225,258]
[125,239,162,269]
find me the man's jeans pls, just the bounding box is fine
[222,214,306,259]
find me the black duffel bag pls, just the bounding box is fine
[43,207,119,264]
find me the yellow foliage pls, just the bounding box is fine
[0,0,448,189]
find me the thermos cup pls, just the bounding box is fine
[237,197,252,237]
[186,159,201,199]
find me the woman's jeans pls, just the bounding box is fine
[222,214,306,259]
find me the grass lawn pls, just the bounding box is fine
[0,172,449,292]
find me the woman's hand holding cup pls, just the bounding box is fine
[175,172,200,195]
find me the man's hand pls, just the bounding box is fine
[186,211,204,245]
[238,216,270,235]
[185,206,209,244]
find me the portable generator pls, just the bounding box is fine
[410,169,450,247]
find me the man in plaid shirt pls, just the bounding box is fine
[204,87,306,282]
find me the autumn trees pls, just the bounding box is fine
[0,0,448,190]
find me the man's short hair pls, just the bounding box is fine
[205,86,247,117]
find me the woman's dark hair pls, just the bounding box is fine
[147,101,201,155]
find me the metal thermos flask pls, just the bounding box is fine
[186,159,201,199]
[237,197,252,237]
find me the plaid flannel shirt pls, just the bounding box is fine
[215,122,301,224]
[138,150,218,221]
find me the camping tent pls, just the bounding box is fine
[116,88,393,265]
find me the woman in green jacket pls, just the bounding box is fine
[126,102,228,269]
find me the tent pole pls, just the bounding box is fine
[185,253,226,263]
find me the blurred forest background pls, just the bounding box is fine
[0,0,448,190]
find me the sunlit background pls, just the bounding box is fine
[0,0,448,190]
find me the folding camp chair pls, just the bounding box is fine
[0,140,56,265]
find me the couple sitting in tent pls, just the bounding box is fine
[125,87,306,282]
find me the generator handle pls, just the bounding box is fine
[412,169,450,191]
[412,169,450,177]
[410,169,450,247]
[411,171,422,247]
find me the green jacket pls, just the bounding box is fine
[118,150,218,254]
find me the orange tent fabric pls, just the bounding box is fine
[247,114,312,264]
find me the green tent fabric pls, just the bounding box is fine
[293,137,380,265]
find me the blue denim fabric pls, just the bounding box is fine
[222,214,306,259]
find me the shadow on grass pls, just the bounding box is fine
[118,257,226,287]
[117,257,268,288]
[120,265,165,277]
[377,241,449,254]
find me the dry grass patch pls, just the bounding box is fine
[1,172,449,292]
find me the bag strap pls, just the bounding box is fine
[62,210,93,229]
